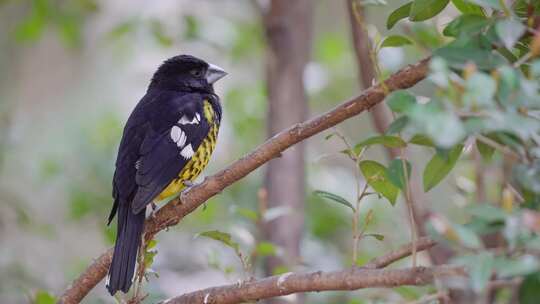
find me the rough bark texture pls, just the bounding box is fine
[58,58,430,304]
[261,2,312,299]
[164,266,465,304]
[164,237,453,304]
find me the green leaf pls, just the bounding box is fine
[387,159,412,190]
[409,0,450,22]
[495,255,540,278]
[359,160,399,205]
[387,2,412,29]
[469,0,502,10]
[476,139,495,161]
[353,135,407,153]
[520,272,540,304]
[387,159,413,189]
[469,252,495,292]
[433,45,506,71]
[380,35,413,48]
[454,253,494,292]
[451,0,485,15]
[466,204,507,222]
[197,230,240,252]
[314,190,355,211]
[453,224,483,249]
[34,290,56,304]
[409,134,435,147]
[386,116,409,134]
[495,19,526,50]
[255,241,278,257]
[236,207,259,221]
[364,233,385,241]
[423,145,463,191]
[464,72,497,108]
[386,90,416,113]
[442,14,489,37]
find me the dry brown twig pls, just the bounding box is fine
[58,58,431,304]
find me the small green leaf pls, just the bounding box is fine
[314,190,355,211]
[451,0,484,15]
[433,45,506,71]
[520,272,540,304]
[353,135,407,153]
[469,0,502,10]
[387,158,412,190]
[457,252,494,292]
[365,233,385,241]
[453,224,483,249]
[495,19,526,50]
[147,239,158,250]
[236,207,259,221]
[255,241,278,257]
[380,35,413,48]
[386,116,409,134]
[409,134,435,147]
[410,0,450,22]
[387,2,412,29]
[466,204,506,222]
[386,90,416,113]
[423,145,463,191]
[476,139,495,161]
[442,14,488,37]
[197,230,240,252]
[359,160,399,205]
[34,290,56,304]
[495,255,540,278]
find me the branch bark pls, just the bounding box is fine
[58,58,430,304]
[164,266,463,304]
[162,237,458,304]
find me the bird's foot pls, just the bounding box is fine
[149,202,158,219]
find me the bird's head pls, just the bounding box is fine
[149,55,227,93]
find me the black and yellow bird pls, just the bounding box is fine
[106,55,227,295]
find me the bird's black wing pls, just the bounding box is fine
[130,92,211,213]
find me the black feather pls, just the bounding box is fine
[106,55,223,295]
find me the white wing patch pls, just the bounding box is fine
[171,125,188,148]
[170,126,182,142]
[180,144,194,159]
[178,113,201,125]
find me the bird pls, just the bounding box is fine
[106,55,227,295]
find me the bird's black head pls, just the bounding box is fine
[149,55,227,93]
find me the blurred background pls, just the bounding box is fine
[0,0,469,303]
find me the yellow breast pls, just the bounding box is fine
[157,101,218,201]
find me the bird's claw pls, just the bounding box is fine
[149,202,158,219]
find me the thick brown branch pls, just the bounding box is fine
[165,237,438,304]
[163,266,464,304]
[58,58,430,304]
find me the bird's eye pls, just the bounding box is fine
[190,69,203,78]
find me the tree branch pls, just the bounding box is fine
[163,266,464,304]
[58,57,430,304]
[162,237,447,304]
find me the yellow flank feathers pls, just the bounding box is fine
[157,100,218,200]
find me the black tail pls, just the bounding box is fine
[106,202,145,295]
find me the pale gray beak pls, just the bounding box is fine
[206,63,228,84]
